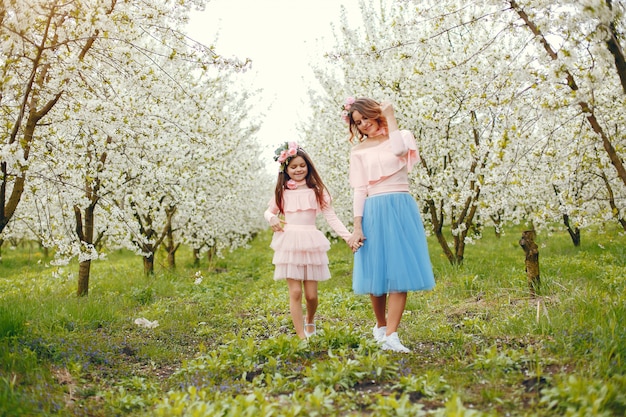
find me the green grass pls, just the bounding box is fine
[0,225,625,416]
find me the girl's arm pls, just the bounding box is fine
[264,200,285,232]
[263,208,276,223]
[321,204,351,241]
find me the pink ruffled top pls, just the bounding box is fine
[264,188,351,241]
[349,129,420,216]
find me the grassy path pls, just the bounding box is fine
[1,227,625,416]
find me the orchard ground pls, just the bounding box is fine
[0,225,625,416]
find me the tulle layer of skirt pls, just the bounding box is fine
[270,224,332,281]
[353,192,435,295]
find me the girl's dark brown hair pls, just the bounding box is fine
[345,97,388,143]
[274,148,328,215]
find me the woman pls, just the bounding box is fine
[344,97,435,353]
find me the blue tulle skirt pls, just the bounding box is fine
[353,192,436,296]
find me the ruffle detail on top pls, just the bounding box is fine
[268,188,337,281]
[349,130,419,188]
[282,188,329,214]
[270,225,331,281]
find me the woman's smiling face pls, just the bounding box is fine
[351,110,381,137]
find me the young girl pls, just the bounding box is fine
[264,141,353,339]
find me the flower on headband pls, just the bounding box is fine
[286,179,298,190]
[273,141,300,171]
[341,97,356,123]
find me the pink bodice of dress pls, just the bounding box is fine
[264,188,351,241]
[349,129,420,216]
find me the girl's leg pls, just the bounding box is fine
[385,292,407,336]
[370,294,388,328]
[286,279,305,339]
[303,281,318,325]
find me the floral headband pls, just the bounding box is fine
[273,141,300,172]
[340,96,355,124]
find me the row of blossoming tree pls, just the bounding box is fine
[304,0,626,265]
[0,0,270,295]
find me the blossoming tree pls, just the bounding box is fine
[304,0,625,264]
[0,0,265,294]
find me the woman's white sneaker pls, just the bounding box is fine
[381,332,410,353]
[373,325,387,343]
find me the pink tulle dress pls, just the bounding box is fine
[264,187,350,281]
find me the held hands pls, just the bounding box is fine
[348,231,365,253]
[269,215,286,232]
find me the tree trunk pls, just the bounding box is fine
[519,230,540,297]
[193,247,200,267]
[425,198,458,265]
[167,249,175,269]
[453,233,465,266]
[74,135,109,296]
[552,184,581,246]
[1,113,37,234]
[38,241,50,259]
[605,0,626,94]
[600,171,626,232]
[490,210,504,239]
[77,260,91,296]
[562,213,581,247]
[74,201,96,297]
[163,209,179,269]
[128,200,169,277]
[207,245,217,264]
[143,253,155,276]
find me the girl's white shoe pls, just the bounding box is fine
[304,323,316,338]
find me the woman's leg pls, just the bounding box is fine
[286,279,305,339]
[385,292,407,335]
[370,294,387,328]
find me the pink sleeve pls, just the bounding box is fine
[390,130,420,171]
[349,150,365,188]
[349,150,367,217]
[321,206,351,241]
[353,185,367,217]
[321,192,351,240]
[264,197,279,223]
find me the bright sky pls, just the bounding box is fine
[186,0,361,170]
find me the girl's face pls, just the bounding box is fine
[286,156,308,182]
[352,110,381,137]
